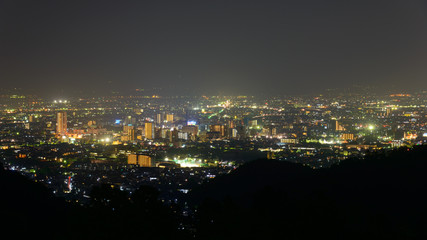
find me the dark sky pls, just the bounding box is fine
[1,0,427,96]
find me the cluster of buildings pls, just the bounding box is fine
[0,88,426,204]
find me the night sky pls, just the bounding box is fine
[1,0,427,96]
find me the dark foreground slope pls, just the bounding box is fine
[191,145,427,240]
[0,163,187,240]
[0,166,68,239]
[1,146,426,240]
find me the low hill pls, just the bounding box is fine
[0,164,68,239]
[0,162,187,240]
[191,145,427,240]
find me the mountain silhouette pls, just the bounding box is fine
[191,145,427,239]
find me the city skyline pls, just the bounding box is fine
[1,1,427,239]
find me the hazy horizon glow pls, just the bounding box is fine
[1,0,427,96]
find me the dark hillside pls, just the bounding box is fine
[0,163,67,239]
[191,145,427,240]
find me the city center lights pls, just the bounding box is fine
[2,1,427,238]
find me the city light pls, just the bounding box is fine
[2,1,427,238]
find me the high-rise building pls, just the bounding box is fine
[156,113,163,125]
[169,128,179,142]
[128,154,152,167]
[166,114,174,123]
[145,122,154,140]
[123,125,136,141]
[56,111,67,137]
[210,124,227,137]
[231,128,238,138]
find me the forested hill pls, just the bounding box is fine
[0,164,67,239]
[191,145,427,240]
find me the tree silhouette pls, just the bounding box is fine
[192,145,427,240]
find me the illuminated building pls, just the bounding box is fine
[161,128,169,139]
[210,124,227,137]
[156,113,163,125]
[56,111,67,137]
[404,131,417,140]
[231,128,238,138]
[340,133,355,141]
[178,132,188,140]
[210,124,221,132]
[166,114,174,122]
[281,138,298,144]
[187,120,197,126]
[123,125,135,141]
[145,122,154,140]
[335,120,345,131]
[227,120,235,129]
[128,154,152,167]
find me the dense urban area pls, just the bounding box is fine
[1,88,426,219]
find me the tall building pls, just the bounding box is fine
[123,125,135,141]
[156,113,163,125]
[210,124,227,137]
[169,128,179,142]
[231,128,238,138]
[166,114,174,122]
[227,120,235,129]
[128,154,152,167]
[56,111,67,137]
[145,122,154,140]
